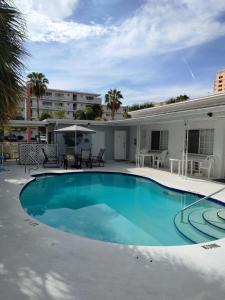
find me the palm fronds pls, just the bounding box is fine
[0,0,27,123]
[105,89,123,120]
[26,72,49,120]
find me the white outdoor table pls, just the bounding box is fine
[139,152,160,167]
[170,158,193,176]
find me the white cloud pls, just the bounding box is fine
[14,0,78,20]
[15,0,225,50]
[14,0,111,42]
[18,0,225,103]
[103,0,225,58]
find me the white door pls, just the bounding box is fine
[91,131,105,157]
[114,131,126,160]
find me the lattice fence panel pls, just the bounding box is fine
[19,144,57,165]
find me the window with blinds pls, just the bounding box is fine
[187,129,214,155]
[151,131,168,150]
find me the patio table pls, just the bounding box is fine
[170,158,193,176]
[139,151,161,167]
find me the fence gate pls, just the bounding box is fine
[19,144,58,165]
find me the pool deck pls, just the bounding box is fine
[1,161,225,300]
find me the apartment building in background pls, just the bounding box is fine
[213,70,225,94]
[19,88,125,121]
[19,88,102,120]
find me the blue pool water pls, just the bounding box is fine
[20,172,225,246]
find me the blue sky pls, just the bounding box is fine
[15,0,225,105]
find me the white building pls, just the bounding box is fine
[11,92,225,179]
[20,88,102,120]
[46,92,225,179]
[18,88,126,121]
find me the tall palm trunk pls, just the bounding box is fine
[112,99,115,120]
[36,96,40,120]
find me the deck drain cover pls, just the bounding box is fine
[201,243,220,250]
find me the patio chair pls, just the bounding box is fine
[198,155,215,178]
[80,149,92,168]
[154,150,168,169]
[90,148,105,167]
[41,148,60,168]
[63,154,76,170]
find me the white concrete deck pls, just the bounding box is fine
[1,161,225,300]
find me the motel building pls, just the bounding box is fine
[7,92,225,179]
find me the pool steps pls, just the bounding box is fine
[174,208,225,244]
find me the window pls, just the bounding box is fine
[55,102,64,107]
[219,76,223,79]
[55,92,64,97]
[219,80,223,83]
[218,84,222,87]
[45,92,52,96]
[73,104,77,110]
[187,129,214,155]
[42,101,52,106]
[218,89,223,91]
[151,130,168,150]
[73,94,77,101]
[86,96,94,100]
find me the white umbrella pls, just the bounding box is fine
[55,125,96,154]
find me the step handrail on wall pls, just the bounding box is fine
[181,186,225,221]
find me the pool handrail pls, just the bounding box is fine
[181,186,225,221]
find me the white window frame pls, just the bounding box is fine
[151,130,169,151]
[188,129,214,155]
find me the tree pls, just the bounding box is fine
[105,89,123,120]
[166,94,189,104]
[54,109,65,119]
[90,104,103,118]
[84,106,95,120]
[26,72,49,120]
[0,0,27,123]
[74,109,86,120]
[40,112,52,120]
[123,109,131,119]
[128,102,155,112]
[12,113,24,120]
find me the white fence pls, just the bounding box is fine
[19,144,58,165]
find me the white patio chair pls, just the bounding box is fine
[198,155,215,178]
[154,150,168,169]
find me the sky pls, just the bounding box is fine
[14,0,225,105]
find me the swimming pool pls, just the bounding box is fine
[20,172,225,246]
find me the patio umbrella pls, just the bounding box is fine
[54,125,96,155]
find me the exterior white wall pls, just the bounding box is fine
[129,118,225,178]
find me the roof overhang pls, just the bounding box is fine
[129,92,225,118]
[9,120,47,127]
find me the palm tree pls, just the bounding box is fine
[26,72,49,120]
[0,0,27,124]
[105,89,123,120]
